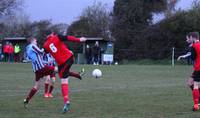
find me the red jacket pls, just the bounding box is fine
[3,45,9,53]
[8,45,14,54]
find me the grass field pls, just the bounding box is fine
[0,63,199,118]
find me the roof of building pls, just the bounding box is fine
[86,38,103,41]
[4,37,26,41]
[86,37,115,42]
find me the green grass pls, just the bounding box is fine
[120,59,173,65]
[0,63,199,118]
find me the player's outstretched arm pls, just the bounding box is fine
[177,52,191,61]
[58,34,86,42]
[67,36,87,42]
[177,56,183,61]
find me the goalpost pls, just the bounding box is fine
[172,47,175,67]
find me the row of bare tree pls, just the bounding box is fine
[1,0,199,61]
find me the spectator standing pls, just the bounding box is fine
[3,42,9,62]
[85,44,92,64]
[8,43,14,62]
[92,41,101,65]
[14,44,21,62]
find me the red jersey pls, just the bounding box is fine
[192,42,200,70]
[43,34,80,65]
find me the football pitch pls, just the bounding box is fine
[0,63,199,118]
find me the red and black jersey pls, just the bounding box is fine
[192,42,200,70]
[43,34,80,65]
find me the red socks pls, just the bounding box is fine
[26,88,37,102]
[49,85,54,94]
[191,85,200,102]
[193,89,199,106]
[61,84,69,104]
[45,83,54,94]
[45,83,49,94]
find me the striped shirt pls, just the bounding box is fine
[43,53,56,66]
[26,43,45,72]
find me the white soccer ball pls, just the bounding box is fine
[92,69,102,78]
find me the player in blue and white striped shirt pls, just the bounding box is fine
[24,37,57,108]
[26,38,45,72]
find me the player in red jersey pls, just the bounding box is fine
[178,33,200,107]
[186,32,200,111]
[43,32,86,113]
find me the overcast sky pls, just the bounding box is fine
[24,0,114,24]
[24,0,194,24]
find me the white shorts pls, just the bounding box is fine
[186,77,200,87]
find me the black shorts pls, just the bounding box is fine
[58,56,74,78]
[192,70,200,82]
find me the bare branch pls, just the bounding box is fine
[0,0,23,16]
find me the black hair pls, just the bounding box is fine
[187,32,199,39]
[44,29,52,36]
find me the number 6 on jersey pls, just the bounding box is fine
[49,43,57,53]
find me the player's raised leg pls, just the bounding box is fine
[69,68,85,80]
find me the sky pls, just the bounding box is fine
[24,0,114,24]
[24,0,195,25]
[153,0,194,23]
